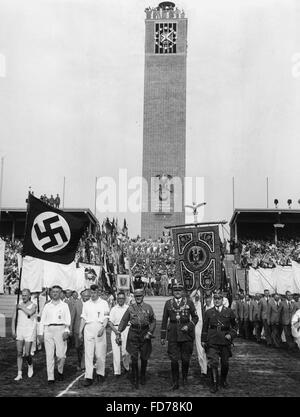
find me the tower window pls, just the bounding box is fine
[155,23,177,54]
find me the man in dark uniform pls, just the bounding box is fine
[201,290,237,393]
[161,283,198,390]
[117,288,156,389]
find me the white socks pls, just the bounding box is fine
[28,364,34,378]
[14,372,22,381]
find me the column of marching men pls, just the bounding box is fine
[11,285,300,393]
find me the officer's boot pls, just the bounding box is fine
[170,361,179,390]
[182,361,189,386]
[140,359,147,385]
[220,364,229,388]
[210,367,218,393]
[131,360,139,389]
[207,366,213,388]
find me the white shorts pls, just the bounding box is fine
[16,326,36,343]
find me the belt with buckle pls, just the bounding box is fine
[209,325,230,330]
[48,324,65,326]
[131,325,149,331]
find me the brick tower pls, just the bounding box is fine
[141,2,187,239]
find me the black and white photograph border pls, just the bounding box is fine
[0,0,300,403]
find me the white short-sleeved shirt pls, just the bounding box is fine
[109,304,129,326]
[39,300,71,335]
[81,298,110,324]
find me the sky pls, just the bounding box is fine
[0,0,300,237]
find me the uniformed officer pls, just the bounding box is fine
[161,283,198,390]
[201,290,237,393]
[117,288,156,389]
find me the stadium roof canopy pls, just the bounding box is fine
[229,209,300,242]
[0,207,98,240]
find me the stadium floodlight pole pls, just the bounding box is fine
[232,176,235,211]
[266,177,269,208]
[94,176,98,215]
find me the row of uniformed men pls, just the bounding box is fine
[12,284,238,393]
[231,290,300,349]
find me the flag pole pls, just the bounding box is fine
[266,177,269,208]
[232,176,235,211]
[15,188,30,332]
[94,176,97,215]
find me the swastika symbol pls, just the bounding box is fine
[31,212,71,253]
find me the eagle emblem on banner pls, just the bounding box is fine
[172,226,221,291]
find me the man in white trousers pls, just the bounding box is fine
[190,288,207,375]
[108,291,130,377]
[79,284,110,387]
[38,285,71,384]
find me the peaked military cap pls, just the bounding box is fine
[134,288,144,296]
[172,283,184,291]
[213,290,223,299]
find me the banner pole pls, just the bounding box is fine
[14,256,23,333]
[266,177,269,208]
[232,176,235,211]
[16,188,31,332]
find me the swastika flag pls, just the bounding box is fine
[23,194,89,264]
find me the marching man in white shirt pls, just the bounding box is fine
[108,291,130,377]
[38,285,71,384]
[79,284,110,387]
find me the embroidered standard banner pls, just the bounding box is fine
[172,226,221,291]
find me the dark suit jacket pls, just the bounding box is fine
[70,299,83,334]
[268,299,282,325]
[258,297,270,321]
[280,300,294,325]
[249,300,260,321]
[201,306,237,345]
[161,297,198,342]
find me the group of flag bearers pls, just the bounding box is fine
[12,193,238,393]
[12,283,237,394]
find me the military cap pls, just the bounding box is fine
[213,290,223,299]
[172,283,184,291]
[134,288,144,296]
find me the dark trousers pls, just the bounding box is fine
[252,320,262,341]
[243,320,251,339]
[270,323,282,347]
[207,344,231,378]
[238,320,245,338]
[283,324,295,348]
[167,341,193,362]
[126,329,152,361]
[262,319,272,345]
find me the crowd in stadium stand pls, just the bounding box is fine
[1,217,178,296]
[233,239,300,268]
[2,238,22,294]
